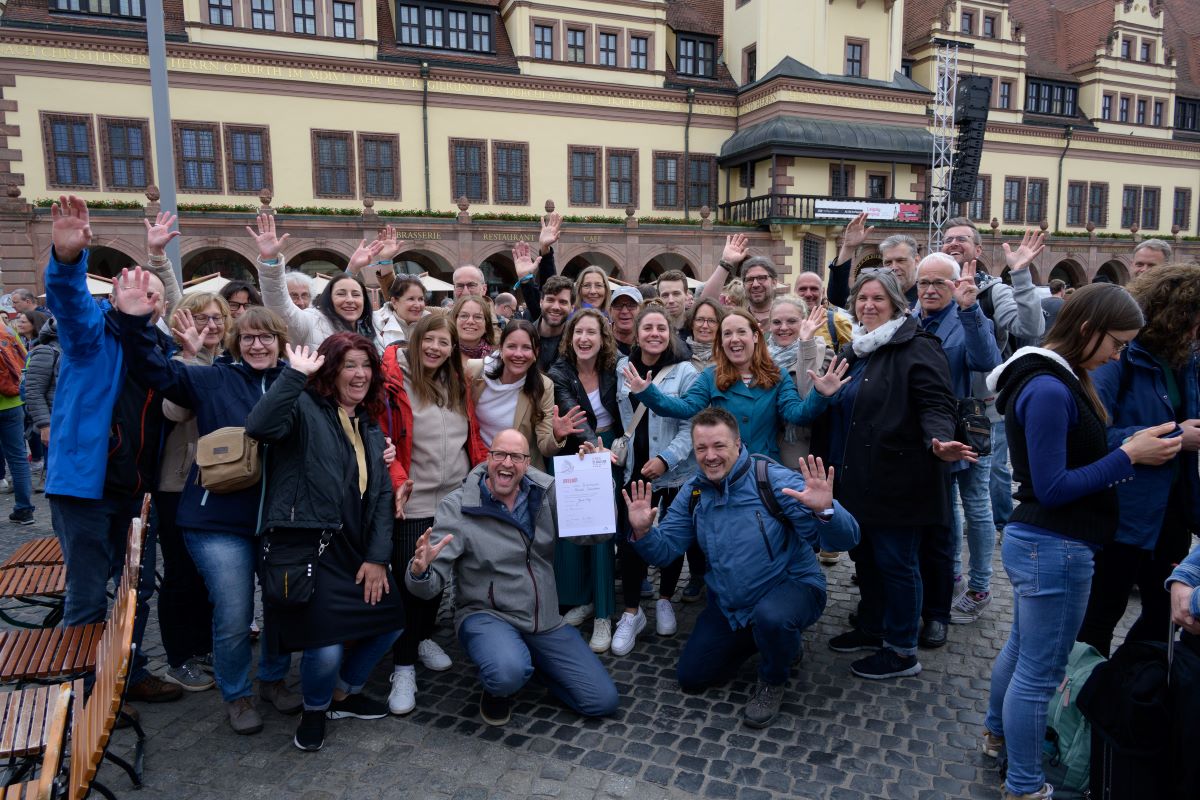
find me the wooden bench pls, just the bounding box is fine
[0,682,70,800]
[0,540,62,571]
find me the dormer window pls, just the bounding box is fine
[677,35,716,78]
[395,2,496,54]
[1026,80,1077,117]
[50,0,144,18]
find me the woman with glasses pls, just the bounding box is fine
[983,283,1182,800]
[110,270,302,737]
[768,296,830,466]
[575,266,612,314]
[450,294,496,371]
[686,298,725,372]
[377,314,488,716]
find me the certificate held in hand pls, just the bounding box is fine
[553,453,617,540]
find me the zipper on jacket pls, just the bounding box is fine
[526,554,540,634]
[488,581,497,610]
[756,512,775,561]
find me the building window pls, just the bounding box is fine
[312,130,354,198]
[1141,187,1160,230]
[745,47,757,83]
[44,113,96,189]
[1173,188,1192,231]
[50,0,144,17]
[738,163,755,189]
[999,81,1011,109]
[1121,186,1140,229]
[829,165,854,197]
[292,0,316,34]
[629,36,648,70]
[964,176,990,222]
[1026,179,1047,225]
[450,138,487,202]
[174,122,221,193]
[396,3,495,52]
[1066,182,1086,226]
[567,29,586,63]
[569,146,600,206]
[1102,94,1113,120]
[1121,38,1131,60]
[534,25,553,60]
[398,5,419,44]
[100,118,149,190]
[678,37,715,78]
[983,14,996,39]
[471,13,490,51]
[1153,101,1163,127]
[598,32,617,67]
[1119,97,1130,123]
[446,10,468,49]
[687,155,716,209]
[802,237,823,273]
[845,40,864,77]
[867,174,888,199]
[225,125,270,195]
[960,10,974,34]
[606,149,636,207]
[1087,183,1108,228]
[251,0,275,29]
[1177,99,1200,132]
[492,141,528,205]
[358,134,399,200]
[1026,80,1077,116]
[653,153,680,209]
[1140,40,1152,63]
[208,0,233,25]
[901,61,913,79]
[424,8,443,47]
[1136,99,1146,125]
[1003,177,1025,223]
[331,0,355,38]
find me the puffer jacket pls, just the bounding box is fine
[22,318,60,431]
[406,462,561,635]
[258,253,384,353]
[614,356,698,488]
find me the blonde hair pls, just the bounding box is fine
[574,265,612,312]
[170,292,231,352]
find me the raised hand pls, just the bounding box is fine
[51,195,93,264]
[170,307,204,356]
[539,212,562,254]
[111,267,160,317]
[577,438,608,458]
[347,238,385,274]
[285,343,325,376]
[782,455,835,513]
[410,526,454,576]
[808,356,850,396]
[931,438,979,464]
[621,362,651,394]
[838,212,874,261]
[375,224,408,262]
[394,479,414,519]
[354,561,390,606]
[144,211,180,257]
[245,212,289,261]
[1002,229,1045,272]
[621,480,659,539]
[552,404,587,441]
[722,233,749,268]
[798,304,825,341]
[513,240,542,279]
[953,260,980,310]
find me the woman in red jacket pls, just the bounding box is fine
[377,313,487,716]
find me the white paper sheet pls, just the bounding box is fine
[553,453,617,538]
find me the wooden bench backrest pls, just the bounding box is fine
[33,682,71,800]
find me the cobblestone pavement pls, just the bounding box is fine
[0,493,1145,800]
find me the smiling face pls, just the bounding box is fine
[571,315,602,366]
[499,329,536,382]
[335,347,373,410]
[1132,247,1166,277]
[195,301,226,350]
[418,327,453,371]
[743,265,777,309]
[329,277,365,325]
[393,283,426,324]
[692,422,741,483]
[579,271,607,308]
[658,279,688,324]
[287,279,311,309]
[485,429,530,502]
[454,299,487,345]
[237,327,280,371]
[691,304,720,345]
[227,290,251,319]
[941,225,982,268]
[540,289,572,330]
[854,279,897,332]
[769,302,805,347]
[794,272,824,309]
[637,311,671,360]
[721,314,758,369]
[610,297,638,338]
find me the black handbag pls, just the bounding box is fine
[260,529,333,608]
[956,398,992,456]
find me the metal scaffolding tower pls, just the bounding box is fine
[928,39,960,252]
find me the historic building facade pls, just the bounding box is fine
[0,0,1196,292]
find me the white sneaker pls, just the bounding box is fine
[563,603,594,627]
[417,639,452,671]
[0,478,11,494]
[589,618,612,653]
[655,599,677,637]
[610,609,646,656]
[388,666,416,715]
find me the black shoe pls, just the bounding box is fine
[743,682,785,729]
[479,691,512,726]
[326,692,388,720]
[918,620,948,649]
[8,508,34,526]
[293,710,325,751]
[828,628,883,653]
[850,649,922,680]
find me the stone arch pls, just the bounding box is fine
[1049,258,1086,288]
[394,246,455,281]
[562,251,622,281]
[640,252,698,284]
[1094,259,1129,285]
[470,244,518,289]
[83,244,139,278]
[288,248,349,275]
[181,247,257,282]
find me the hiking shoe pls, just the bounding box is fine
[610,609,646,656]
[388,666,416,715]
[417,639,451,671]
[951,591,992,624]
[479,691,512,726]
[1002,783,1054,800]
[655,599,677,636]
[743,682,785,729]
[589,618,612,653]
[293,710,326,751]
[850,649,922,680]
[126,674,183,703]
[227,697,263,735]
[982,729,1005,758]
[681,575,704,603]
[818,550,842,566]
[953,574,967,599]
[563,603,595,627]
[327,692,388,720]
[828,629,883,653]
[164,659,215,692]
[196,653,215,673]
[8,508,34,526]
[259,679,303,715]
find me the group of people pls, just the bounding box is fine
[7,194,1199,800]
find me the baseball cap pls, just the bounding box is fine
[609,286,643,305]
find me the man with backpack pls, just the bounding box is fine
[623,407,860,729]
[0,323,34,524]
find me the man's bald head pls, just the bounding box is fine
[453,265,486,298]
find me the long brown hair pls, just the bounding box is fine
[450,294,496,346]
[486,319,547,427]
[1127,264,1200,368]
[405,313,466,414]
[558,308,618,372]
[1043,282,1144,421]
[713,308,781,391]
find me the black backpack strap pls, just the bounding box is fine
[751,456,794,541]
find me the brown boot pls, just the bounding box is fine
[126,674,184,703]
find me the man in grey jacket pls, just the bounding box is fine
[407,429,619,726]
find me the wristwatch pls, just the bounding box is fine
[817,508,835,521]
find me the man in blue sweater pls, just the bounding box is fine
[44,195,181,704]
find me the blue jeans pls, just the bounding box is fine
[50,493,157,684]
[951,456,996,593]
[0,406,32,513]
[300,631,400,711]
[985,525,1095,795]
[458,612,618,717]
[989,420,1013,528]
[853,526,923,656]
[184,531,291,702]
[677,579,823,690]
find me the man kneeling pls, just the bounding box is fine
[406,428,619,726]
[624,408,860,728]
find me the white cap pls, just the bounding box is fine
[609,286,643,305]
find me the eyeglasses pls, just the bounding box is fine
[454,282,482,291]
[456,313,486,323]
[693,317,718,327]
[916,279,953,292]
[744,275,774,285]
[1104,332,1131,353]
[488,450,529,465]
[192,314,224,327]
[227,301,251,311]
[943,235,975,245]
[238,333,276,347]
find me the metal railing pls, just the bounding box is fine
[720,193,930,226]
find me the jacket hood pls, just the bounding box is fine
[35,317,57,344]
[986,346,1075,394]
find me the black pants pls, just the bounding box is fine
[154,491,214,668]
[919,523,955,625]
[391,516,443,666]
[617,487,683,609]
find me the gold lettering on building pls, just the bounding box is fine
[482,233,536,242]
[394,231,441,240]
[582,235,602,243]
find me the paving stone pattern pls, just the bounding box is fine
[0,496,1146,800]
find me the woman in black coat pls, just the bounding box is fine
[246,332,402,753]
[821,270,974,681]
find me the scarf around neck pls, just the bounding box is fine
[767,337,801,372]
[851,316,907,357]
[687,338,713,364]
[459,340,493,360]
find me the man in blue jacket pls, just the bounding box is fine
[624,407,860,729]
[44,195,181,703]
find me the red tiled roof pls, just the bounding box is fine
[1160,0,1200,97]
[665,0,722,36]
[903,0,951,53]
